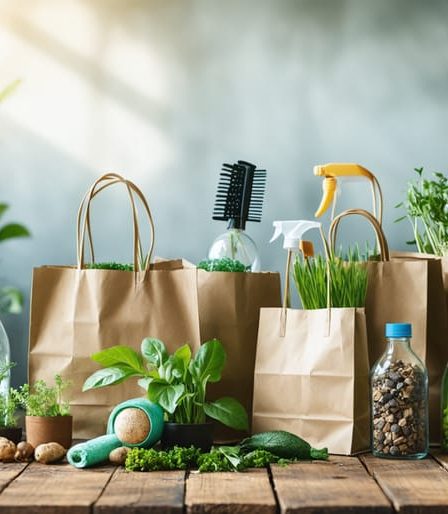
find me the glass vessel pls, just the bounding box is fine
[0,321,11,397]
[370,323,428,459]
[208,229,260,271]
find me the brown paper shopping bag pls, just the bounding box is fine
[253,226,370,455]
[329,209,448,443]
[198,270,281,441]
[29,174,202,438]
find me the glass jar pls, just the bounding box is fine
[208,229,260,271]
[441,365,448,452]
[370,323,428,459]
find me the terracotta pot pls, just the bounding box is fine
[25,416,73,449]
[161,422,213,452]
[0,426,22,444]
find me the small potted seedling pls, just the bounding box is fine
[18,375,72,449]
[83,338,249,451]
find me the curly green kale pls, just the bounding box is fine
[125,446,202,472]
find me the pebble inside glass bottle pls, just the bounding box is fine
[370,323,428,459]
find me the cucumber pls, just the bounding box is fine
[240,431,328,460]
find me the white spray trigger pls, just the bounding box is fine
[270,220,321,250]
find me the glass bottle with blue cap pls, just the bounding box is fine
[370,323,428,459]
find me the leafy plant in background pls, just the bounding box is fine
[293,247,368,309]
[0,80,30,314]
[17,375,71,417]
[85,262,134,271]
[83,338,249,431]
[395,167,448,256]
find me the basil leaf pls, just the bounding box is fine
[82,366,136,391]
[141,338,168,367]
[91,345,145,373]
[204,397,249,431]
[147,381,185,414]
[190,339,226,383]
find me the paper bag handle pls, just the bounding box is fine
[328,208,390,262]
[77,173,155,271]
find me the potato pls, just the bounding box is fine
[109,446,130,466]
[0,439,16,462]
[15,442,34,462]
[34,442,66,464]
[114,408,150,444]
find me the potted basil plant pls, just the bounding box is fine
[83,338,249,450]
[17,375,72,449]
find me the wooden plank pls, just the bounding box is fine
[0,462,113,514]
[432,450,448,472]
[272,456,391,514]
[94,469,185,514]
[362,453,448,513]
[185,468,276,514]
[0,463,28,493]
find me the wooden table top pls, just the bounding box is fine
[0,451,447,513]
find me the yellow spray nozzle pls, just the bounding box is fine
[313,163,374,180]
[313,163,382,221]
[315,177,337,218]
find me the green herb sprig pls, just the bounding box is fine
[396,168,448,256]
[17,374,71,417]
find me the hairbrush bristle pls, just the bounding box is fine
[212,159,266,229]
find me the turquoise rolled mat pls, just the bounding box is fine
[68,398,164,468]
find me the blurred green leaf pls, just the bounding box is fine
[0,287,23,314]
[0,79,21,103]
[0,223,30,242]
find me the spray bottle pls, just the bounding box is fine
[270,220,323,307]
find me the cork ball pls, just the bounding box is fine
[114,407,151,444]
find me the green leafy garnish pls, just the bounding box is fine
[197,258,248,272]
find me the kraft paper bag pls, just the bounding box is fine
[29,174,202,438]
[253,234,370,455]
[198,270,281,441]
[329,209,448,444]
[253,308,370,455]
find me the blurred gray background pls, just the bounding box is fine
[0,0,447,386]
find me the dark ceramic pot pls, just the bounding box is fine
[0,426,22,444]
[25,415,73,449]
[161,422,213,452]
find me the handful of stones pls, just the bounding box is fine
[372,360,426,457]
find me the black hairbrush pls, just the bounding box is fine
[212,160,266,230]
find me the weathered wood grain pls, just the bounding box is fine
[432,450,448,472]
[362,453,448,514]
[272,456,391,514]
[0,462,113,514]
[94,469,185,514]
[185,469,276,514]
[0,463,28,493]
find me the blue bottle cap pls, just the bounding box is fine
[385,323,412,338]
